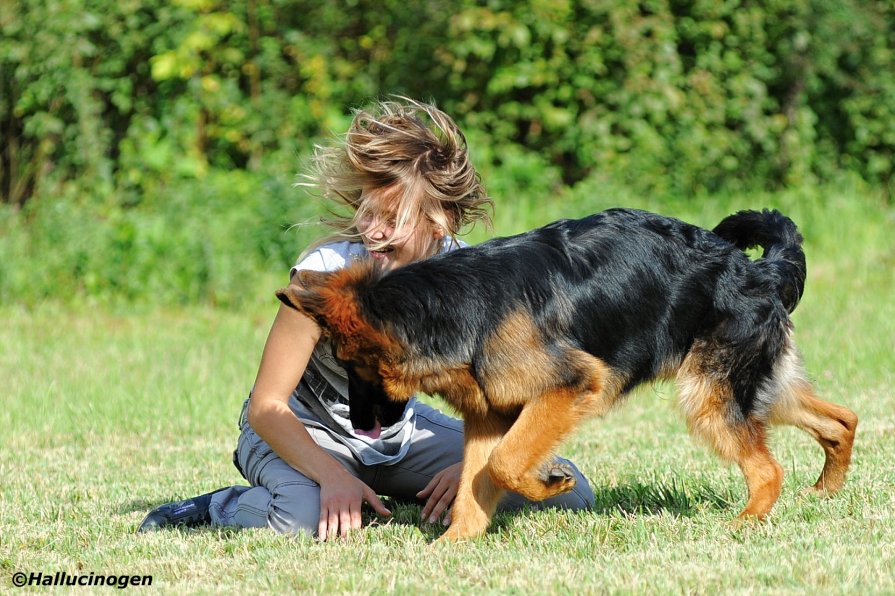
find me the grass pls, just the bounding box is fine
[2,184,894,593]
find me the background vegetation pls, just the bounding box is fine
[2,2,893,592]
[2,0,894,305]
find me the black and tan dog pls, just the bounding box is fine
[277,208,857,541]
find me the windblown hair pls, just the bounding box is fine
[300,97,492,256]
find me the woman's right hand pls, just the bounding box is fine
[318,469,391,540]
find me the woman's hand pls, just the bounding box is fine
[318,469,391,540]
[416,462,462,525]
[249,305,391,541]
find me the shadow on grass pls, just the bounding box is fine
[588,478,735,517]
[379,477,737,541]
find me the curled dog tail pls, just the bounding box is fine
[713,209,807,313]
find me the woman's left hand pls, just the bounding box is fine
[416,462,462,525]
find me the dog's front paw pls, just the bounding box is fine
[433,527,465,544]
[537,461,577,494]
[434,522,483,543]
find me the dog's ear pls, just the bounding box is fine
[275,270,333,318]
[295,269,332,289]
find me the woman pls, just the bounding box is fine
[139,99,594,540]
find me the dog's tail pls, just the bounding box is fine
[712,209,806,313]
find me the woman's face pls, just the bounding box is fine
[357,184,445,269]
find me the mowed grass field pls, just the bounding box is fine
[2,186,893,593]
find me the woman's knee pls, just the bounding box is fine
[267,481,321,536]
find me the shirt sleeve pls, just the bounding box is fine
[443,236,468,252]
[289,243,352,279]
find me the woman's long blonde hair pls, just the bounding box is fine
[300,97,492,256]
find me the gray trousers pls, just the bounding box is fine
[209,399,595,536]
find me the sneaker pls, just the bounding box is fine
[137,488,225,532]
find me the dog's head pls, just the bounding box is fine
[276,266,391,360]
[275,266,406,432]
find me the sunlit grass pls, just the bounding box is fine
[2,185,893,593]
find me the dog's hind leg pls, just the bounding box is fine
[768,350,857,494]
[677,357,783,520]
[733,424,784,519]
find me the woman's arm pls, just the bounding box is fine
[247,303,391,539]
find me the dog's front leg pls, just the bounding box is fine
[487,387,589,501]
[436,414,509,542]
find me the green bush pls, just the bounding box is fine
[0,171,320,306]
[2,1,894,305]
[435,0,895,193]
[3,0,894,206]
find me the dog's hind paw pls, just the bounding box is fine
[799,484,836,498]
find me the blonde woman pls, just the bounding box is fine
[139,99,594,539]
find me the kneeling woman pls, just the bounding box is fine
[139,99,594,539]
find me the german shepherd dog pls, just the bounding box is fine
[276,208,857,541]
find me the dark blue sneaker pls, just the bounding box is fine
[137,488,225,532]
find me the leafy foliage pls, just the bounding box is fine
[3,0,893,204]
[1,1,893,304]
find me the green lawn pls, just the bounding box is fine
[2,186,893,593]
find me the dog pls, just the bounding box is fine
[276,208,857,541]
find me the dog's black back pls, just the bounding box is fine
[280,207,857,536]
[346,208,805,426]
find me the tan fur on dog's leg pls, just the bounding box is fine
[437,415,509,542]
[486,387,590,501]
[771,380,857,495]
[677,356,783,520]
[485,354,614,502]
[736,430,784,519]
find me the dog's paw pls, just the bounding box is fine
[729,513,766,532]
[537,462,577,493]
[433,523,481,543]
[433,528,462,544]
[799,484,835,498]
